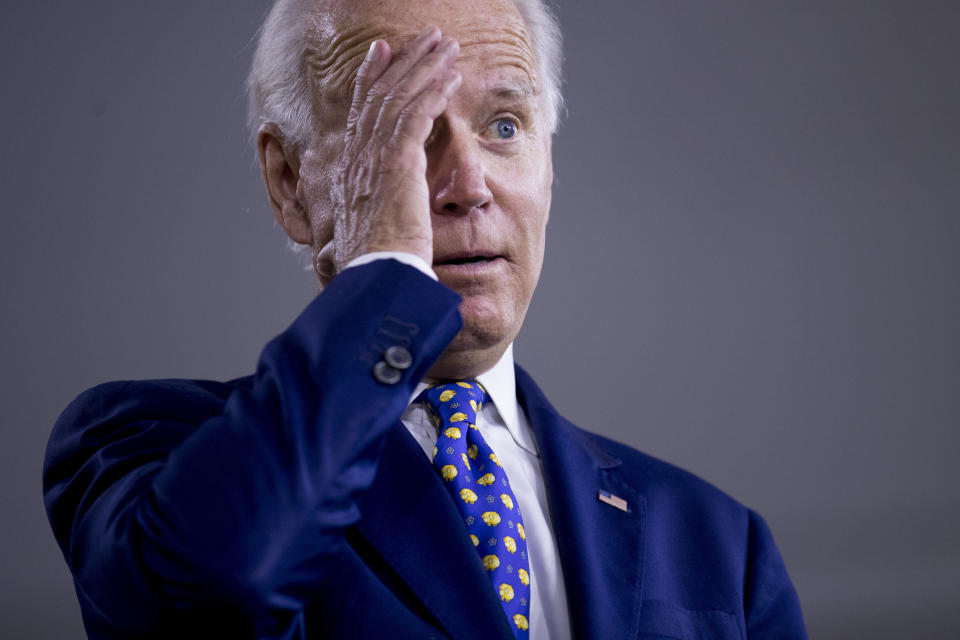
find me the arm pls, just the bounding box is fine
[744,510,808,639]
[43,260,460,636]
[48,24,464,637]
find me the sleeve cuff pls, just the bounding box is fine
[344,252,438,281]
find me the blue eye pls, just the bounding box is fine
[494,119,518,139]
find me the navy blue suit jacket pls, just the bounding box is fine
[44,260,806,639]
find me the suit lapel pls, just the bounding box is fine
[516,367,646,639]
[355,423,514,639]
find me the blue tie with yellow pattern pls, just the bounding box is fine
[418,380,531,637]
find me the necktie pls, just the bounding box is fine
[418,380,531,637]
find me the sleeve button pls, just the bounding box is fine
[373,360,402,385]
[384,345,413,370]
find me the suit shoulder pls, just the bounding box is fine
[43,376,254,549]
[57,376,249,429]
[573,425,747,516]
[47,376,253,473]
[516,364,748,518]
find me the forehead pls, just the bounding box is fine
[307,0,537,105]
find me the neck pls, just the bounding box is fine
[427,342,509,380]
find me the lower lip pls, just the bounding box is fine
[433,256,506,278]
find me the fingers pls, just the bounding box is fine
[350,28,459,147]
[370,26,443,99]
[390,68,461,150]
[373,37,459,142]
[346,38,393,136]
[331,27,459,269]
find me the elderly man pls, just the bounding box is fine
[44,0,807,638]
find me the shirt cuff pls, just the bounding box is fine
[343,252,438,281]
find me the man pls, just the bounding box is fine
[44,0,807,638]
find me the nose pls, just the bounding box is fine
[428,126,492,214]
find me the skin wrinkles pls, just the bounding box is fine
[455,29,535,73]
[467,82,541,137]
[309,18,536,102]
[437,30,537,94]
[262,0,553,377]
[305,25,389,97]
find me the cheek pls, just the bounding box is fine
[515,172,550,295]
[505,162,551,259]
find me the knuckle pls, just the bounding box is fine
[382,85,416,109]
[345,113,359,133]
[353,65,371,85]
[380,90,401,107]
[364,85,386,105]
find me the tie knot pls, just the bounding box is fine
[418,380,488,428]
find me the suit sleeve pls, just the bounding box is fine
[43,260,462,637]
[744,510,808,639]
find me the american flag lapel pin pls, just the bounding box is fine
[598,490,628,512]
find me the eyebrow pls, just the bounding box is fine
[489,81,537,101]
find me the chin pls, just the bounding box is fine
[430,298,519,378]
[460,296,517,345]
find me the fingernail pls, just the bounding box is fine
[366,40,379,61]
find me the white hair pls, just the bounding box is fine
[246,0,565,149]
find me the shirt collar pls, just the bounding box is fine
[408,343,538,456]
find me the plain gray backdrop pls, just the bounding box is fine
[2,1,958,638]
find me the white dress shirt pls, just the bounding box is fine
[403,346,571,640]
[345,253,572,639]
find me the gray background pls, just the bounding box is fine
[2,1,958,638]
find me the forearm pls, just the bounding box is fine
[44,260,462,634]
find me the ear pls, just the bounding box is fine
[257,123,311,245]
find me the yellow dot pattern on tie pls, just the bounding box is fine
[482,511,501,526]
[417,380,530,637]
[444,426,461,439]
[482,554,500,571]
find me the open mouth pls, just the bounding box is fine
[438,256,494,266]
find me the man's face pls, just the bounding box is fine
[301,0,553,370]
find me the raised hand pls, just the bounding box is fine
[315,28,461,276]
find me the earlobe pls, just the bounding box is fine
[257,124,311,245]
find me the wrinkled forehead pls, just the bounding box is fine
[306,0,538,107]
